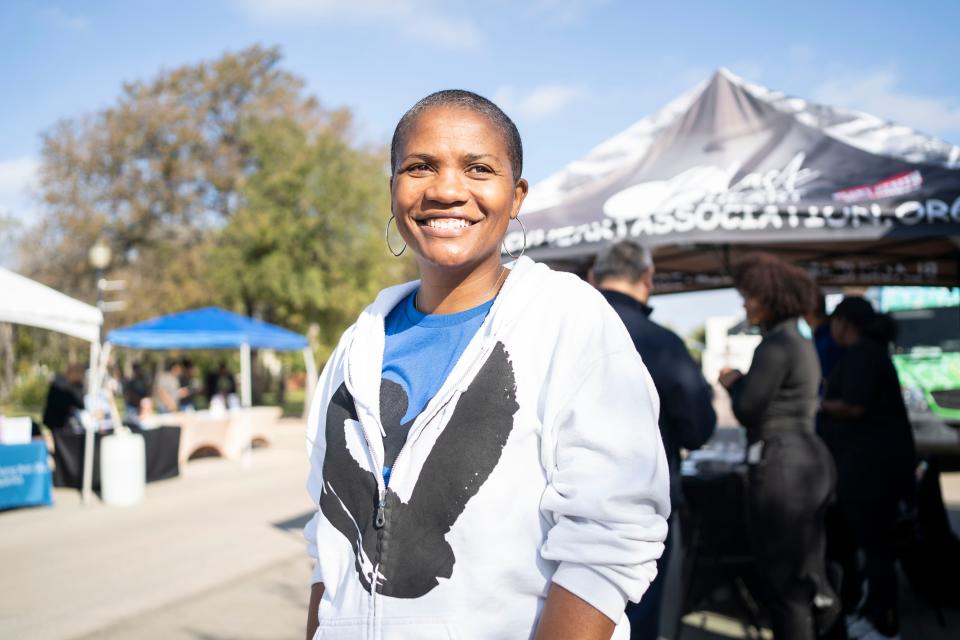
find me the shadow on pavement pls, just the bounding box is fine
[273,510,313,533]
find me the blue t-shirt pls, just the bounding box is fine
[380,291,494,484]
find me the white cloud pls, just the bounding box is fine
[236,0,481,49]
[396,13,481,50]
[41,7,89,30]
[813,70,960,137]
[0,157,39,223]
[494,85,584,120]
[529,0,610,26]
[0,157,38,196]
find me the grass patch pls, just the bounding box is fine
[258,389,305,418]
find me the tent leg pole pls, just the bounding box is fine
[81,426,95,505]
[240,342,252,408]
[240,342,252,469]
[82,340,101,505]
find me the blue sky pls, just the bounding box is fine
[2,0,958,331]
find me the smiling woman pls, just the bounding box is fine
[389,93,528,313]
[302,90,670,640]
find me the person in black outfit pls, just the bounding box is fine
[42,363,86,431]
[122,362,150,416]
[591,240,717,640]
[719,253,839,640]
[820,297,915,640]
[204,361,237,404]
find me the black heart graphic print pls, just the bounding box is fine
[319,341,518,598]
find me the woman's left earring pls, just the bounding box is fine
[386,214,406,257]
[502,216,526,260]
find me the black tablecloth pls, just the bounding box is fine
[676,467,767,632]
[680,468,751,555]
[51,427,181,489]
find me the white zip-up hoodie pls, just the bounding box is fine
[304,257,670,640]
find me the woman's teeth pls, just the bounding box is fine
[424,218,470,229]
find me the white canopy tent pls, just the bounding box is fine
[0,267,103,344]
[0,267,104,384]
[0,267,105,504]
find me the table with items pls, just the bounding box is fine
[676,428,766,638]
[51,426,181,490]
[0,440,53,511]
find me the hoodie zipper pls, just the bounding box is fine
[362,339,494,639]
[343,317,395,640]
[384,339,495,499]
[337,263,525,638]
[374,494,386,528]
[349,277,508,636]
[344,347,386,640]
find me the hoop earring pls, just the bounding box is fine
[502,216,526,260]
[385,215,406,257]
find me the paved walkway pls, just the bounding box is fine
[0,419,314,640]
[2,420,958,639]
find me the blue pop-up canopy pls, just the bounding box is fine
[107,307,308,351]
[106,307,315,409]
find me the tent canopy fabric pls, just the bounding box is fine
[509,68,960,291]
[0,267,102,343]
[106,307,308,351]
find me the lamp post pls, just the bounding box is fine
[83,240,111,505]
[88,240,111,306]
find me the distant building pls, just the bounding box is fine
[702,316,762,428]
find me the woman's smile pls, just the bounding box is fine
[417,215,479,236]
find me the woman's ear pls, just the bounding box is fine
[512,178,529,219]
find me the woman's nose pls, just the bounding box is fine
[424,168,468,204]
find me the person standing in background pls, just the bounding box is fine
[719,253,839,640]
[590,239,716,640]
[122,362,150,417]
[205,361,237,405]
[178,358,200,411]
[805,290,843,382]
[42,363,86,431]
[153,360,185,414]
[819,297,916,640]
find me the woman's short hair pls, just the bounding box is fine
[734,252,815,323]
[390,89,523,182]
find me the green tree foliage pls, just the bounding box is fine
[686,324,707,365]
[207,117,411,359]
[20,45,412,363]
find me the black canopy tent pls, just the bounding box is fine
[508,69,960,291]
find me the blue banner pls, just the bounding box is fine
[0,441,53,510]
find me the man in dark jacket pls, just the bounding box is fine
[591,240,717,640]
[42,363,86,431]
